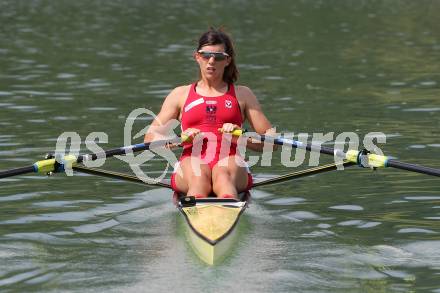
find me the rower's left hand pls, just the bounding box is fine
[219,123,239,134]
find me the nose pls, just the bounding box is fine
[208,55,216,63]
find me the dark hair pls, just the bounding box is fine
[197,28,239,84]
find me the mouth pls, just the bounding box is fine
[206,67,216,73]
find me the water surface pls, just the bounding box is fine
[1,1,439,292]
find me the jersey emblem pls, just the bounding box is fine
[206,105,217,114]
[225,100,232,109]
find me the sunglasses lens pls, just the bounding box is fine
[214,53,226,61]
[199,51,227,61]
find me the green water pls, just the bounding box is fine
[1,1,440,292]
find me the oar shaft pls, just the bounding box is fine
[255,134,440,177]
[77,137,180,163]
[387,159,440,177]
[0,166,35,179]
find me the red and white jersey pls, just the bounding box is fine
[179,82,243,167]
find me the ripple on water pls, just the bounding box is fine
[57,73,76,79]
[390,81,406,87]
[264,76,283,80]
[337,220,381,228]
[265,197,306,205]
[401,241,440,267]
[144,89,172,97]
[4,232,74,245]
[424,217,440,220]
[32,199,102,208]
[397,228,437,234]
[329,205,364,211]
[301,230,336,238]
[80,79,111,88]
[404,196,440,201]
[0,191,59,203]
[403,107,440,112]
[46,96,74,101]
[88,107,117,111]
[52,116,79,121]
[419,81,437,87]
[281,211,321,222]
[1,211,94,224]
[381,269,415,281]
[7,105,38,111]
[26,119,47,123]
[71,219,120,234]
[0,268,48,287]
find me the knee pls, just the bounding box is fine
[188,171,212,191]
[213,170,232,186]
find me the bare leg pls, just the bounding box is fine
[174,156,212,198]
[212,155,249,198]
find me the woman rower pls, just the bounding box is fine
[144,28,274,199]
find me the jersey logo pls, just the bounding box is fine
[225,100,232,109]
[206,105,217,123]
[206,105,217,114]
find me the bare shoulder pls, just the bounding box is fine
[164,84,191,107]
[168,84,191,99]
[235,84,260,108]
[235,85,256,100]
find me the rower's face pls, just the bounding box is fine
[195,44,231,79]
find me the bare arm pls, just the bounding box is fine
[144,86,188,143]
[238,86,277,152]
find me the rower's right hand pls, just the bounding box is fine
[181,128,201,143]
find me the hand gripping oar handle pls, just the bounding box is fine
[181,128,243,143]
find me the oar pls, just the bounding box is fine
[0,129,244,180]
[246,133,440,177]
[252,161,356,187]
[0,137,181,179]
[72,165,173,188]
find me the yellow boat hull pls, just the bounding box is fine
[175,193,249,265]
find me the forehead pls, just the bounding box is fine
[200,44,226,52]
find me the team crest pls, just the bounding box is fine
[225,100,232,109]
[206,105,217,114]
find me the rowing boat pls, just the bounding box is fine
[0,133,438,265]
[173,192,250,265]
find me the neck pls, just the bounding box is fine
[198,78,227,90]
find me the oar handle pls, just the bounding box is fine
[181,128,243,143]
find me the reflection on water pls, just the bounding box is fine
[1,0,440,292]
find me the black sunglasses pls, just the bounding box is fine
[197,50,230,61]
